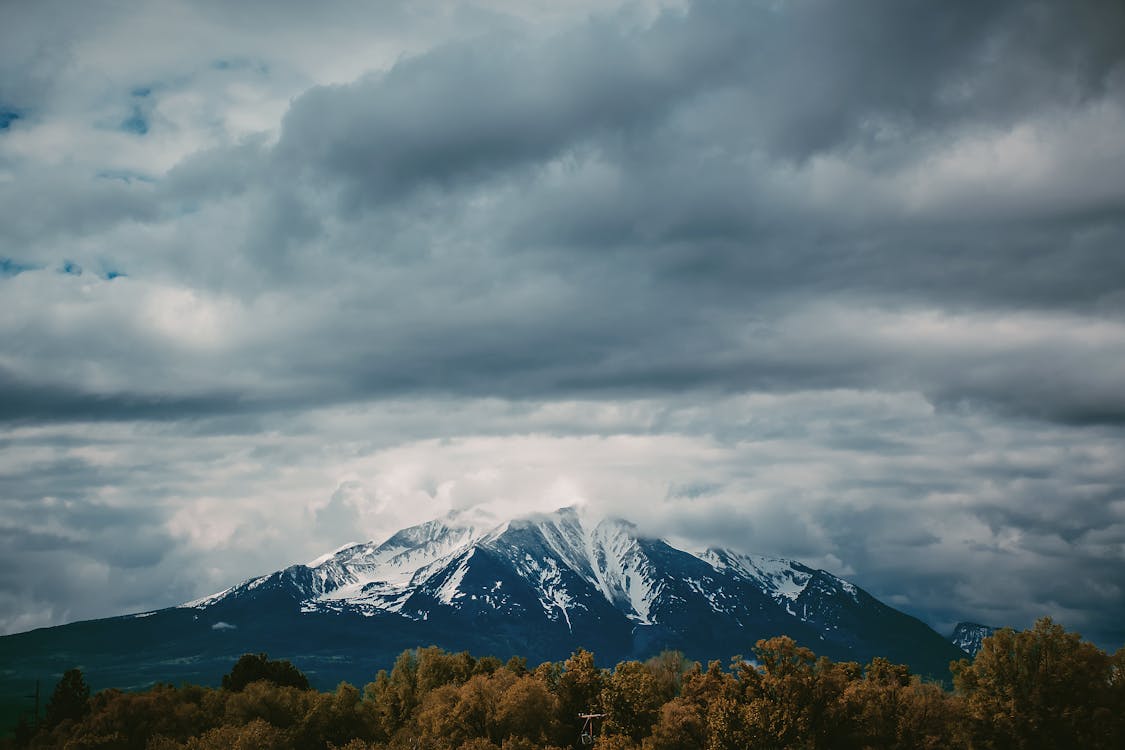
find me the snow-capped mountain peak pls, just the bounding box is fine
[184,507,845,625]
[180,506,965,677]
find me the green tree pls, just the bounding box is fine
[643,651,688,706]
[221,652,310,692]
[44,668,91,728]
[370,648,420,738]
[362,669,395,738]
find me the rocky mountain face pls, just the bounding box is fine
[949,621,997,657]
[0,507,966,704]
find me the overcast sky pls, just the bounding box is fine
[2,0,1124,650]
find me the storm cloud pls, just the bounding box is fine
[1,0,1124,649]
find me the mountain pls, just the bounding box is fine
[0,507,965,710]
[949,621,997,657]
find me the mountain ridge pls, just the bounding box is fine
[176,506,962,675]
[185,507,858,628]
[0,506,966,709]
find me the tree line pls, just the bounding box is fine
[5,617,1123,749]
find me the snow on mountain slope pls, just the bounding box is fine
[950,621,997,657]
[185,515,489,611]
[156,505,980,677]
[697,549,815,608]
[179,505,962,678]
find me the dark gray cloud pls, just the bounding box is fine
[1,0,1124,650]
[274,2,747,203]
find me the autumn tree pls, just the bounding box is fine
[295,682,379,749]
[601,661,663,743]
[642,697,705,750]
[496,674,558,744]
[952,617,1123,749]
[703,694,755,750]
[505,656,529,677]
[680,660,737,709]
[414,683,465,748]
[555,650,605,748]
[473,656,504,676]
[730,636,856,749]
[414,646,477,695]
[836,657,968,750]
[224,679,316,730]
[894,680,969,749]
[47,683,218,750]
[593,733,638,750]
[454,671,513,743]
[149,717,287,750]
[30,635,1125,750]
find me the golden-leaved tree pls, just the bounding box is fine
[952,616,1125,749]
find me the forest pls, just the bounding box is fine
[4,617,1123,750]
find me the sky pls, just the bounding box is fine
[1,0,1124,650]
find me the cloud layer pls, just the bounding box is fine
[2,0,1124,648]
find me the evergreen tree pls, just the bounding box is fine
[44,668,91,727]
[221,652,310,692]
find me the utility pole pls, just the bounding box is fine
[578,712,607,745]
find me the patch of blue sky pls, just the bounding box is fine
[0,108,21,130]
[120,106,149,135]
[0,258,36,277]
[60,260,83,276]
[131,86,152,98]
[98,259,127,280]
